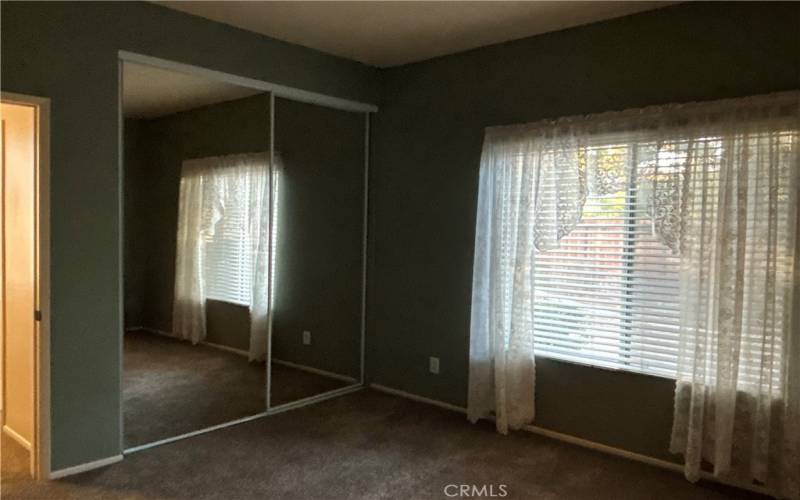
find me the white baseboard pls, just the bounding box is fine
[273,359,357,384]
[367,384,771,497]
[49,454,123,479]
[370,384,467,414]
[521,423,682,471]
[202,341,250,357]
[129,327,250,357]
[3,424,32,451]
[126,326,174,338]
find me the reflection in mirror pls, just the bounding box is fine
[269,97,365,407]
[122,61,271,448]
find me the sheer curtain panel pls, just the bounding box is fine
[667,96,799,497]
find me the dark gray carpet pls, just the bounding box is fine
[124,330,348,447]
[4,390,763,500]
[1,432,30,483]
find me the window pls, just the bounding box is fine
[532,131,797,378]
[469,92,799,449]
[173,152,276,314]
[522,130,797,380]
[174,152,278,357]
[203,167,257,306]
[532,142,681,377]
[201,163,280,307]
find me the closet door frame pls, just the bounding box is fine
[117,50,375,454]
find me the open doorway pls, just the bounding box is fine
[1,93,51,482]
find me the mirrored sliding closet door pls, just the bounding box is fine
[267,97,366,409]
[122,61,272,449]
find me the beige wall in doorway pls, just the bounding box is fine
[1,102,36,448]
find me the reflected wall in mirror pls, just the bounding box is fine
[122,61,270,448]
[269,98,365,407]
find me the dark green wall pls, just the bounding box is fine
[1,1,378,470]
[123,118,149,328]
[368,2,800,462]
[272,98,365,379]
[205,300,250,351]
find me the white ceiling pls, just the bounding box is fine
[156,1,675,67]
[123,62,263,119]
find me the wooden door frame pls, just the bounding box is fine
[1,92,51,480]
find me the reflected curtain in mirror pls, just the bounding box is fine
[172,152,276,361]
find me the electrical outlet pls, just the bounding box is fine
[429,356,440,374]
[302,330,312,345]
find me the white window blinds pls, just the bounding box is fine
[515,130,798,379]
[203,167,256,306]
[532,142,681,377]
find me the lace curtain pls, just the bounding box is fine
[172,152,273,361]
[469,92,799,494]
[667,99,799,496]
